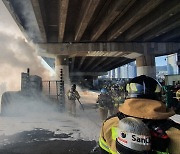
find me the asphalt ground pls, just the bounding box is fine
[0,128,100,154]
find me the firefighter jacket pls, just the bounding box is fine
[176,89,180,101]
[67,89,80,101]
[96,93,113,109]
[99,98,179,154]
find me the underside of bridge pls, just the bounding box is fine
[3,0,180,80]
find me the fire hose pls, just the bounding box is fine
[77,99,84,110]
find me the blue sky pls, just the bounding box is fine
[155,55,167,66]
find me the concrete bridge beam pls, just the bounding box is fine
[136,45,156,78]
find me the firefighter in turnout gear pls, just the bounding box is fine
[176,89,180,101]
[67,84,80,117]
[110,85,125,114]
[96,88,114,121]
[99,75,179,154]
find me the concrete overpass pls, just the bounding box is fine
[3,0,180,84]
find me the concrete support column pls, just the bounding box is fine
[55,55,70,89]
[108,71,111,78]
[115,68,119,78]
[167,53,178,75]
[93,76,98,89]
[117,67,121,79]
[112,69,115,78]
[136,53,156,78]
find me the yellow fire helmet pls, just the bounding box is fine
[126,75,161,100]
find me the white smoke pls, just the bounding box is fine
[0,1,51,106]
[11,0,42,41]
[0,1,50,87]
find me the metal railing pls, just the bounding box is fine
[42,80,65,109]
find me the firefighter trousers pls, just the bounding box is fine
[68,100,76,116]
[99,107,114,121]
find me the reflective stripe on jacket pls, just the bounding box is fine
[99,126,118,154]
[99,116,119,153]
[99,137,111,153]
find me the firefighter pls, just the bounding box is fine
[110,86,122,114]
[175,89,180,114]
[96,88,114,121]
[176,89,180,101]
[113,95,124,114]
[163,85,174,109]
[99,75,179,154]
[67,84,80,117]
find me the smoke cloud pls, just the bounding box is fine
[12,0,42,42]
[0,1,50,96]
